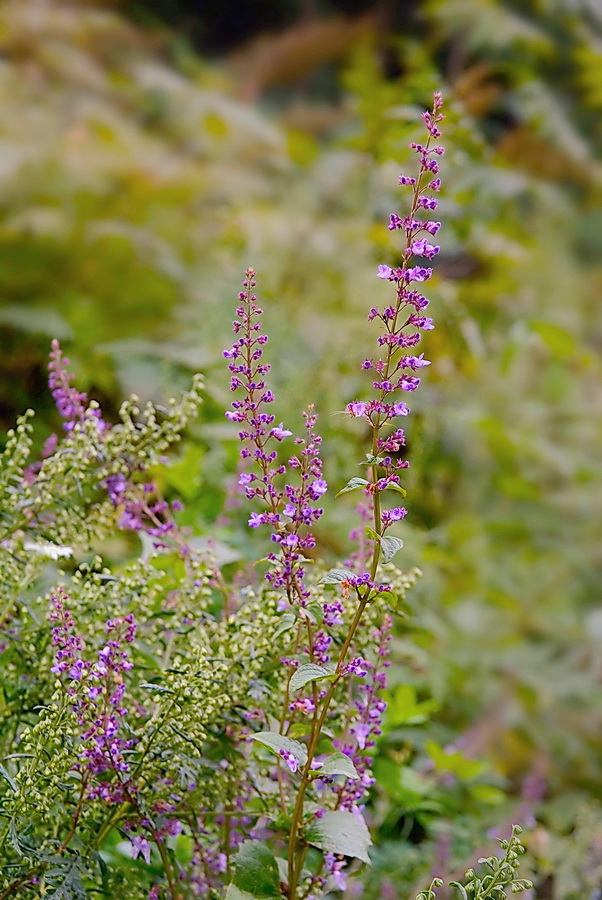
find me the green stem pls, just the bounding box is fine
[287,590,369,899]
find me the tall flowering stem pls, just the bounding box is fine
[286,93,445,900]
[223,96,444,900]
[347,91,444,578]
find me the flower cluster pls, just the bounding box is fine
[105,473,184,550]
[334,616,392,812]
[346,93,444,516]
[224,268,326,603]
[50,588,137,802]
[48,339,106,432]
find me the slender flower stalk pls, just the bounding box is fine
[346,91,444,576]
[224,268,326,604]
[285,92,445,900]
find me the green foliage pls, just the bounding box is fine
[0,0,601,897]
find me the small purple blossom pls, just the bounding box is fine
[130,835,152,864]
[377,264,395,280]
[279,749,300,774]
[271,423,292,441]
[324,852,347,891]
[290,697,316,715]
[345,657,369,678]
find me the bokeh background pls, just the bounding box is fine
[1,0,602,896]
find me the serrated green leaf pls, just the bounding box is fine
[319,568,356,585]
[305,809,371,863]
[232,841,281,899]
[383,482,407,497]
[335,477,369,497]
[250,732,308,767]
[274,612,296,640]
[380,535,404,562]
[290,663,330,693]
[319,752,360,780]
[363,528,403,562]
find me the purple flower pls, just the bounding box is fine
[411,239,440,259]
[279,749,300,774]
[290,697,316,715]
[345,657,369,678]
[271,423,292,441]
[350,92,443,504]
[248,512,267,528]
[381,506,408,529]
[309,479,328,498]
[405,266,433,283]
[347,401,367,417]
[324,852,347,891]
[130,835,151,864]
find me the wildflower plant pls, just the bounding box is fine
[0,94,531,900]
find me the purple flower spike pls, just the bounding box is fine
[346,92,444,565]
[224,270,326,604]
[48,339,106,432]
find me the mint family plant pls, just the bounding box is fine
[0,93,531,900]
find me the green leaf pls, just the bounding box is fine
[319,568,356,585]
[364,528,404,562]
[531,320,576,358]
[336,477,369,497]
[139,683,175,694]
[383,482,407,496]
[319,753,360,780]
[250,732,308,767]
[386,684,439,726]
[274,612,296,640]
[231,841,281,899]
[302,601,324,627]
[369,589,402,614]
[305,809,371,864]
[0,764,17,792]
[224,885,256,900]
[380,535,404,563]
[469,784,506,806]
[290,663,331,693]
[425,741,484,781]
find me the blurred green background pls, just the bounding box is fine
[1,0,602,896]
